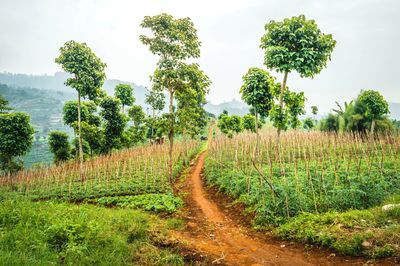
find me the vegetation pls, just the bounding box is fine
[1,140,201,202]
[205,130,399,221]
[115,84,135,113]
[260,15,336,140]
[0,112,34,173]
[0,197,184,265]
[276,196,400,258]
[48,131,71,164]
[55,40,107,171]
[240,68,275,156]
[321,89,392,134]
[140,13,210,182]
[217,111,243,138]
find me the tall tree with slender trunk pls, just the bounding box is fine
[145,89,165,142]
[140,13,202,183]
[240,68,275,159]
[260,15,336,143]
[55,41,106,179]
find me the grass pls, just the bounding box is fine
[0,195,184,265]
[275,195,400,258]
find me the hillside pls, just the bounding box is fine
[0,72,148,105]
[205,99,249,116]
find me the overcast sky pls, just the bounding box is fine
[0,0,399,113]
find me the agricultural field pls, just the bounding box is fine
[1,140,201,210]
[0,140,203,265]
[205,130,400,258]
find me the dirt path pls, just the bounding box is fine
[174,151,375,266]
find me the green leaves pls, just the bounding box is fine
[357,89,389,120]
[140,13,201,60]
[260,15,336,77]
[114,84,135,109]
[55,41,106,100]
[145,89,165,114]
[48,131,70,164]
[99,96,128,153]
[0,112,34,172]
[0,94,12,114]
[240,67,275,117]
[217,113,243,138]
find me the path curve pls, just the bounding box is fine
[174,151,371,266]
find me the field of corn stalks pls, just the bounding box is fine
[205,130,400,224]
[1,140,201,203]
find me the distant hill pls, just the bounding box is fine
[205,99,249,116]
[389,102,400,120]
[0,72,148,105]
[0,83,71,135]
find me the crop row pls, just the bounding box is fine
[205,130,400,224]
[1,140,201,201]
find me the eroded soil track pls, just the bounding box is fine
[174,151,376,266]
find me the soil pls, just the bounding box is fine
[173,150,397,266]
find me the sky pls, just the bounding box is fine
[0,0,399,113]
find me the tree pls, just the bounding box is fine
[55,40,106,175]
[0,94,12,114]
[63,100,101,156]
[284,90,306,129]
[0,112,34,173]
[145,89,165,141]
[243,114,262,133]
[115,84,134,113]
[217,114,243,138]
[125,104,147,147]
[311,106,318,116]
[303,117,314,130]
[62,101,98,128]
[320,113,340,132]
[175,64,211,139]
[79,121,103,156]
[99,96,128,153]
[48,131,70,164]
[240,67,275,156]
[128,105,146,127]
[260,15,336,140]
[356,90,389,135]
[140,13,203,182]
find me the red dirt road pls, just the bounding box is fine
[173,151,377,266]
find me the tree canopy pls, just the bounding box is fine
[260,15,336,77]
[0,112,34,172]
[240,68,275,117]
[115,84,134,112]
[55,41,107,100]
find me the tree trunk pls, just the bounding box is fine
[277,71,289,145]
[77,91,84,181]
[151,109,155,143]
[370,119,376,136]
[255,110,259,162]
[168,89,174,184]
[122,104,125,114]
